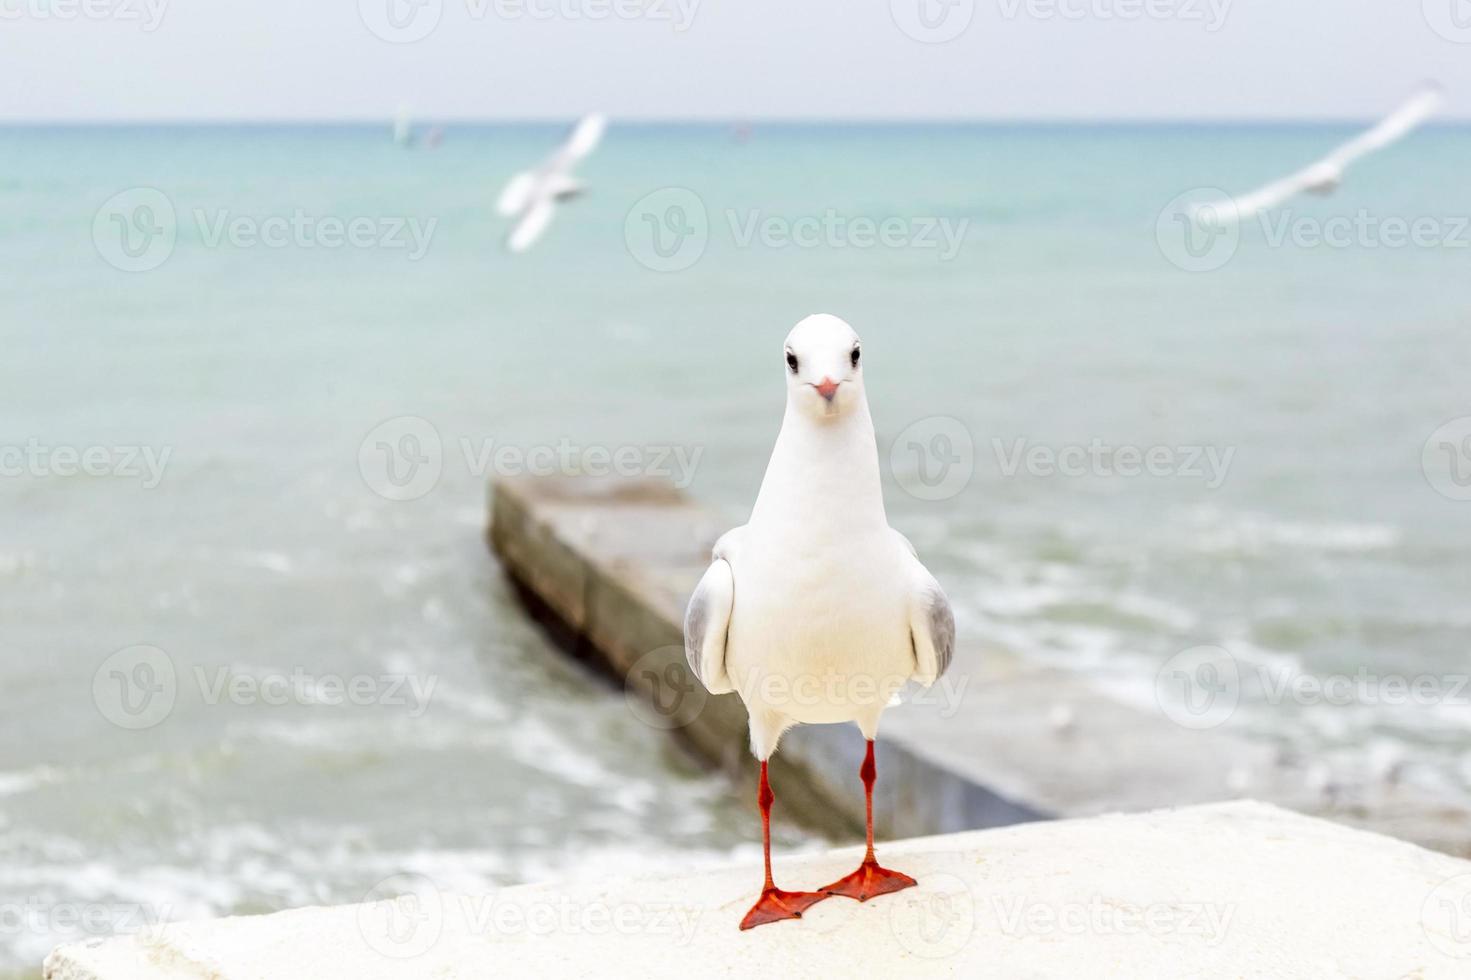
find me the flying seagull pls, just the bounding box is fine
[684,314,955,930]
[1194,82,1445,225]
[496,113,606,253]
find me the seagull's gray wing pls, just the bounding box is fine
[684,557,735,695]
[908,564,955,688]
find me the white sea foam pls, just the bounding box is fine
[0,766,64,798]
[1184,506,1400,555]
[237,551,297,575]
[977,582,1075,617]
[507,715,620,791]
[0,819,781,974]
[424,678,511,724]
[0,550,37,576]
[381,561,428,595]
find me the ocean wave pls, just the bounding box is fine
[0,766,65,799]
[0,826,778,975]
[963,555,1199,636]
[234,551,298,575]
[0,551,38,578]
[1183,506,1401,555]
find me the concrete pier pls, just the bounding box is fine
[488,474,1470,853]
[44,802,1471,979]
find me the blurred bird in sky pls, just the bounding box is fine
[496,113,607,253]
[1193,82,1445,225]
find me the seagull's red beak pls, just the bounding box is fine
[814,378,839,402]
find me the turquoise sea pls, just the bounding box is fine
[2,123,1470,975]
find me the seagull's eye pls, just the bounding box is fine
[786,352,798,373]
[851,347,861,368]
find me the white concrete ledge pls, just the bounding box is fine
[45,802,1471,979]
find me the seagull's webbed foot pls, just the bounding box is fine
[820,855,917,902]
[821,738,917,902]
[739,886,830,930]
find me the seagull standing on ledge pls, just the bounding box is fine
[684,314,955,930]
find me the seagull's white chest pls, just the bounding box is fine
[725,527,913,726]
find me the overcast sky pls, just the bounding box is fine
[3,0,1469,121]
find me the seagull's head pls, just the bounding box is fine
[782,314,864,420]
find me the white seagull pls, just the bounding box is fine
[684,314,955,930]
[1194,82,1445,225]
[496,113,606,253]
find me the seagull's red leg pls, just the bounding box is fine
[820,739,917,901]
[740,760,829,930]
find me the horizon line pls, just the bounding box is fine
[4,115,1471,127]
